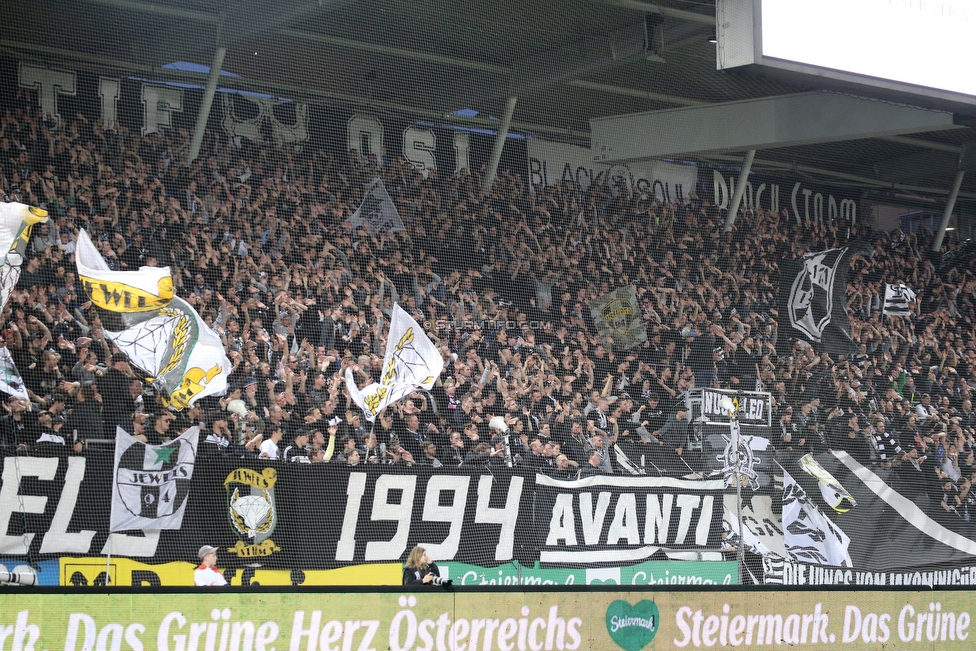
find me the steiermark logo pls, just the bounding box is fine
[606,600,659,651]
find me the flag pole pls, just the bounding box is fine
[105,534,112,585]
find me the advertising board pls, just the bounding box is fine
[0,590,971,651]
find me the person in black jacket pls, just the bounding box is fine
[96,352,137,437]
[402,546,451,586]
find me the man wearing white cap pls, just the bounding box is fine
[194,545,228,586]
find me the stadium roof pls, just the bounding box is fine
[6,0,976,207]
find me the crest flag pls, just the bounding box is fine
[589,286,647,350]
[224,467,281,559]
[111,426,198,532]
[776,247,859,356]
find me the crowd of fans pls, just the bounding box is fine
[1,102,975,533]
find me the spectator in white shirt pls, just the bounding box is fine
[916,394,937,422]
[259,427,283,460]
[193,545,227,586]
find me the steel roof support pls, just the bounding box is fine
[724,149,755,232]
[933,170,965,253]
[483,96,518,192]
[188,47,226,164]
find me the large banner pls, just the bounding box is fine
[707,168,860,225]
[0,453,538,567]
[3,450,976,580]
[534,474,725,564]
[765,558,976,588]
[2,590,975,651]
[527,140,697,201]
[3,58,522,180]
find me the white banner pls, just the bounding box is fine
[527,140,696,203]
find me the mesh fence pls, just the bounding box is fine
[0,2,973,589]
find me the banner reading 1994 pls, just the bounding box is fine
[0,590,971,651]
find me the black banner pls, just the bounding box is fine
[696,389,772,427]
[704,168,860,225]
[0,57,527,181]
[0,451,538,569]
[534,474,725,565]
[7,449,975,574]
[765,559,976,588]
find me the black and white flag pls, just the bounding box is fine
[0,345,27,399]
[782,467,850,567]
[111,426,198,532]
[882,283,916,316]
[346,177,404,235]
[777,247,858,356]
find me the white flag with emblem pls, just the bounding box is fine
[0,202,48,314]
[74,230,230,409]
[107,296,232,409]
[111,426,199,532]
[345,304,443,421]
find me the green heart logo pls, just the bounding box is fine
[606,600,659,651]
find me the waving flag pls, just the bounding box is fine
[0,202,48,312]
[0,345,27,399]
[589,286,647,350]
[345,304,443,421]
[798,453,856,513]
[75,230,230,409]
[345,178,404,235]
[777,247,858,355]
[782,467,850,566]
[108,296,231,409]
[111,426,198,532]
[882,283,916,317]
